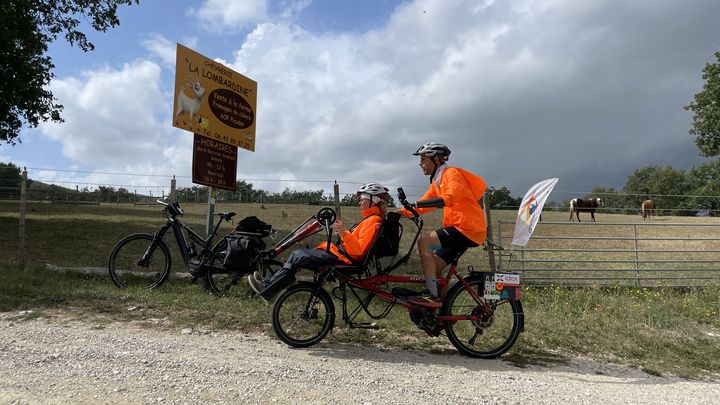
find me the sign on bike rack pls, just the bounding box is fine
[482,272,521,301]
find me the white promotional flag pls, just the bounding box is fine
[511,178,559,247]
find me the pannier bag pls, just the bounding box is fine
[223,216,272,270]
[223,234,265,270]
[235,215,273,237]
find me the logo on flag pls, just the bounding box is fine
[520,194,538,225]
[511,178,559,247]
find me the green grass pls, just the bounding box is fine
[1,200,720,379]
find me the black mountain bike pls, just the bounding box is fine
[108,200,243,295]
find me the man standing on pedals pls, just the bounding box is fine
[249,183,389,300]
[401,142,487,305]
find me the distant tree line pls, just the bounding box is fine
[4,159,720,215]
[177,180,396,207]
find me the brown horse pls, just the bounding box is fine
[569,198,603,222]
[641,199,655,221]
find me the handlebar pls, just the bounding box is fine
[157,199,183,217]
[397,187,420,223]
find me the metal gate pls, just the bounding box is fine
[495,220,720,287]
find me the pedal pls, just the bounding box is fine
[349,322,379,329]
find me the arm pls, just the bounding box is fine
[400,186,438,217]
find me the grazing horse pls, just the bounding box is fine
[569,197,603,222]
[640,199,655,221]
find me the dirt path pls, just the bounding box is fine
[1,311,718,404]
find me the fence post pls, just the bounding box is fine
[170,175,177,203]
[496,219,503,271]
[482,192,497,271]
[18,167,27,271]
[333,181,342,219]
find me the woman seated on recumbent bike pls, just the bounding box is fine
[248,182,389,300]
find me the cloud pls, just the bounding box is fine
[38,60,193,189]
[141,34,176,66]
[189,0,269,32]
[31,0,720,200]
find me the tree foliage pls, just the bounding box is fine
[0,162,23,198]
[685,51,720,157]
[486,186,521,209]
[622,166,692,216]
[1,0,139,145]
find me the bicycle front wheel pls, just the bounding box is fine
[442,276,523,358]
[108,233,171,289]
[272,282,335,348]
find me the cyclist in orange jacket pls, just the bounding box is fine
[401,143,487,304]
[249,183,389,300]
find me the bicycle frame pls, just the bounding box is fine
[148,202,230,268]
[333,261,489,325]
[323,190,491,327]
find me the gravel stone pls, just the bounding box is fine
[0,311,718,404]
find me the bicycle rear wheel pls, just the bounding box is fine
[108,233,171,289]
[442,276,523,358]
[272,282,335,348]
[205,239,265,297]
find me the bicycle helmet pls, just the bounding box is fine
[412,142,451,161]
[357,182,390,204]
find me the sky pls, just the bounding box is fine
[2,0,720,202]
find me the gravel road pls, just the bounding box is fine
[1,310,718,404]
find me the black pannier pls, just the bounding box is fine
[374,211,402,258]
[223,216,272,270]
[234,215,273,237]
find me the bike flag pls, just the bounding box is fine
[511,178,559,247]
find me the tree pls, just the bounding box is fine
[685,51,720,156]
[1,0,140,145]
[589,187,624,214]
[485,186,521,209]
[686,159,720,216]
[623,166,691,216]
[0,162,22,198]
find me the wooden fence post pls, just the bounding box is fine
[333,181,342,219]
[18,167,27,271]
[483,192,497,271]
[170,175,177,203]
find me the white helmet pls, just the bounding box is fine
[357,182,389,203]
[413,142,451,161]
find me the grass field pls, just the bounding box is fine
[0,200,719,378]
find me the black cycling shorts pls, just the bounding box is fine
[434,226,478,264]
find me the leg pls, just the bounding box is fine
[417,231,448,297]
[418,231,447,278]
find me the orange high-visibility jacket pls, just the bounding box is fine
[404,165,487,245]
[316,205,383,264]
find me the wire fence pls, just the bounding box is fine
[3,166,720,213]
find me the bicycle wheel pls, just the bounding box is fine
[442,276,523,358]
[108,233,171,289]
[272,282,335,348]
